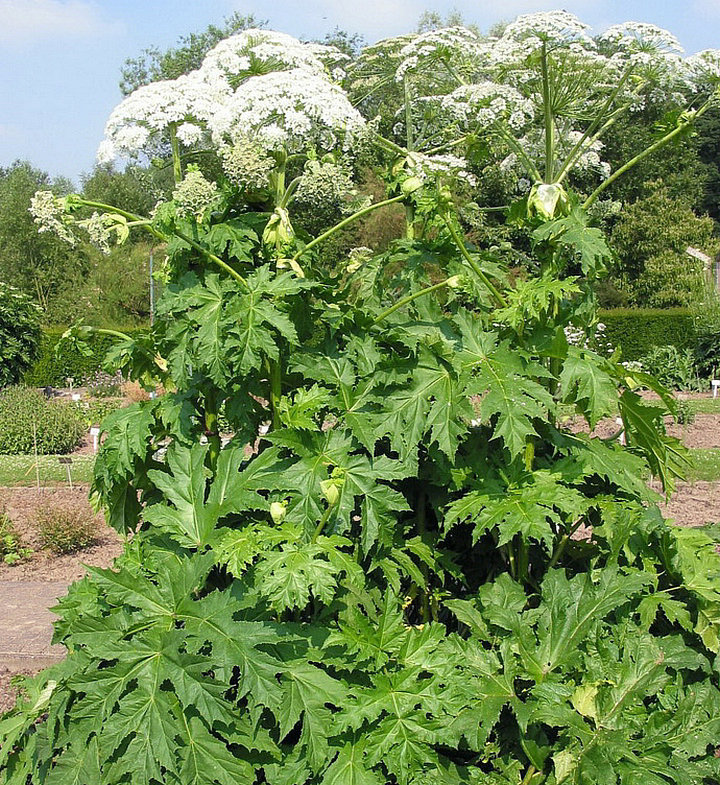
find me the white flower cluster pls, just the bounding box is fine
[97,71,226,164]
[566,131,611,179]
[406,152,477,188]
[687,50,720,85]
[565,322,614,356]
[395,26,484,82]
[502,11,594,48]
[440,82,534,131]
[207,69,365,153]
[220,139,276,191]
[172,169,219,220]
[97,30,364,164]
[201,29,348,83]
[600,22,683,57]
[29,191,76,245]
[77,212,126,254]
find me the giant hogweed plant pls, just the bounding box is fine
[4,17,720,785]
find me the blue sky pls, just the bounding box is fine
[1,0,718,185]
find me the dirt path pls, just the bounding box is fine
[0,581,68,713]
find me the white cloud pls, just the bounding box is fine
[0,0,118,43]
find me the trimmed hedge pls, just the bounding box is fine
[598,308,697,361]
[23,327,146,388]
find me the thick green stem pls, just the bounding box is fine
[505,543,517,580]
[267,358,282,430]
[541,44,555,182]
[404,77,415,152]
[524,438,535,472]
[173,229,250,291]
[290,194,405,264]
[517,537,530,587]
[584,99,715,209]
[520,765,537,785]
[203,390,221,472]
[416,490,430,623]
[169,124,183,185]
[373,277,456,324]
[405,203,416,240]
[93,327,132,341]
[555,68,633,182]
[313,498,339,541]
[442,217,507,308]
[548,518,586,570]
[272,151,287,208]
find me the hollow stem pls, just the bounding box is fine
[203,390,221,472]
[584,97,715,209]
[169,124,183,185]
[373,277,456,324]
[267,358,282,430]
[442,217,507,308]
[541,43,555,182]
[548,518,586,570]
[290,194,405,265]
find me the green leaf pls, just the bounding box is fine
[322,741,382,785]
[560,346,618,428]
[145,443,212,547]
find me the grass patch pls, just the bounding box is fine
[684,448,720,482]
[682,397,720,415]
[0,454,95,487]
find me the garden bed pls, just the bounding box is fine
[0,486,123,581]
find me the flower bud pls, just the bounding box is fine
[528,182,568,220]
[401,177,423,196]
[270,501,287,524]
[320,479,341,506]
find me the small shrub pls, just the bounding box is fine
[0,387,86,454]
[85,369,124,398]
[23,327,145,388]
[36,502,98,554]
[640,345,704,391]
[676,398,696,425]
[0,282,41,388]
[0,511,32,565]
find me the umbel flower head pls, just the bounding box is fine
[96,30,362,166]
[29,191,76,245]
[207,69,365,153]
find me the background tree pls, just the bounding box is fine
[0,161,81,312]
[119,11,266,95]
[0,282,41,387]
[609,186,719,307]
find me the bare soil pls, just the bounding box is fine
[0,667,34,714]
[660,481,720,527]
[0,486,123,582]
[568,412,720,450]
